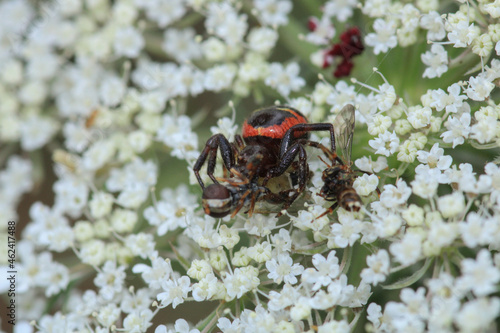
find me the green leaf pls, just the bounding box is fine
[382,258,433,290]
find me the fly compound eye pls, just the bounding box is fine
[202,184,232,218]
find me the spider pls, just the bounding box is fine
[194,105,338,217]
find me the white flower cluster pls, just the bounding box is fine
[0,0,499,332]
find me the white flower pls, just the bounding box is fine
[79,240,106,266]
[325,82,357,111]
[218,225,240,250]
[157,276,191,308]
[204,64,237,92]
[389,232,422,265]
[290,298,312,321]
[187,259,213,281]
[192,273,219,302]
[110,209,138,233]
[19,79,48,105]
[40,262,70,297]
[123,309,154,333]
[465,73,495,101]
[162,28,202,62]
[171,65,205,97]
[94,261,126,301]
[456,249,500,297]
[425,220,458,252]
[429,83,467,113]
[369,130,400,156]
[89,191,114,219]
[113,26,145,58]
[244,214,277,237]
[367,303,383,329]
[0,156,33,199]
[454,297,500,333]
[362,0,391,17]
[253,0,292,26]
[270,228,292,254]
[317,320,350,333]
[144,185,197,235]
[416,143,452,170]
[247,241,272,263]
[329,212,363,248]
[142,0,186,28]
[264,62,305,97]
[111,2,138,25]
[441,112,471,148]
[367,114,392,135]
[379,179,412,210]
[96,303,121,328]
[201,37,226,62]
[354,156,388,173]
[266,253,304,284]
[45,224,74,253]
[19,114,58,151]
[407,106,432,128]
[268,284,300,311]
[420,11,446,41]
[205,3,248,46]
[156,114,199,159]
[470,116,498,143]
[472,33,493,57]
[301,251,340,291]
[458,212,493,248]
[99,75,126,107]
[447,20,479,48]
[323,0,357,22]
[353,173,379,196]
[421,44,448,78]
[116,182,149,209]
[360,249,390,286]
[133,257,173,290]
[247,27,278,54]
[373,212,403,238]
[82,139,116,171]
[305,16,336,45]
[126,233,156,259]
[217,317,241,333]
[223,266,260,299]
[26,52,60,81]
[365,19,398,54]
[402,204,424,227]
[437,191,465,219]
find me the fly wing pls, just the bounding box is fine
[333,104,355,164]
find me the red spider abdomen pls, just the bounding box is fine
[242,106,308,142]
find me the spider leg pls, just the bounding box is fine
[247,187,267,217]
[312,202,338,222]
[263,143,306,184]
[275,144,310,217]
[279,123,336,158]
[193,134,235,189]
[234,135,245,150]
[230,189,252,218]
[302,140,343,165]
[261,143,309,216]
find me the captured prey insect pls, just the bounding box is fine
[194,105,336,218]
[201,168,290,218]
[317,104,363,217]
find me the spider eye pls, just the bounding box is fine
[202,184,232,218]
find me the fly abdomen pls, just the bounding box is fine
[338,188,361,212]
